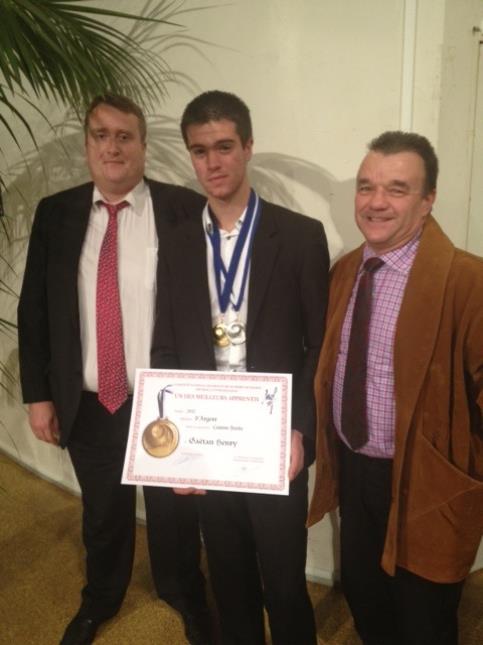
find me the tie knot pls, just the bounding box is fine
[363,257,384,274]
[99,200,129,218]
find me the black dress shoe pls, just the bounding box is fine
[162,595,213,645]
[179,604,213,645]
[59,611,104,645]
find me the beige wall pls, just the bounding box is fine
[1,0,482,582]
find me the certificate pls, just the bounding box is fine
[121,369,292,495]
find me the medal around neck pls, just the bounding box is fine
[212,320,246,347]
[213,322,230,347]
[207,190,260,347]
[142,386,179,458]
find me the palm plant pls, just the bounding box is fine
[0,0,209,395]
[0,0,187,179]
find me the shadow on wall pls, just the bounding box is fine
[0,109,359,457]
[3,113,362,267]
[146,116,356,260]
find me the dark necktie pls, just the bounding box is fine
[96,200,129,414]
[341,256,384,449]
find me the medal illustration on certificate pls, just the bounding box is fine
[142,386,179,458]
[208,190,261,348]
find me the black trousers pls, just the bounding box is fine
[197,468,316,645]
[339,441,464,645]
[67,392,204,619]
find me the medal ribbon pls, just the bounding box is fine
[157,385,174,417]
[207,189,261,314]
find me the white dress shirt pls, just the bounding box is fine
[78,180,157,391]
[203,203,254,372]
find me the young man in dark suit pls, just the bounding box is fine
[151,90,330,645]
[18,94,210,645]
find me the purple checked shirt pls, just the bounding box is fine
[333,234,420,458]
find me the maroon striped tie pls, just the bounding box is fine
[96,201,129,414]
[341,257,384,449]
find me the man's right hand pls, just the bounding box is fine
[28,401,60,445]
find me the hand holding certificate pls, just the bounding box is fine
[122,369,292,495]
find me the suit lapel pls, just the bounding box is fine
[51,184,93,334]
[147,178,178,246]
[325,219,455,448]
[150,182,164,241]
[246,202,279,341]
[180,212,214,351]
[393,216,455,445]
[61,184,93,283]
[148,179,214,356]
[319,248,362,384]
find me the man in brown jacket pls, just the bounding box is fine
[308,131,482,645]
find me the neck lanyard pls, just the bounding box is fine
[206,189,261,314]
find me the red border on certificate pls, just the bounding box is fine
[121,369,292,495]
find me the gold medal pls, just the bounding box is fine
[213,322,230,347]
[142,418,179,458]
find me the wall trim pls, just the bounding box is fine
[400,0,418,129]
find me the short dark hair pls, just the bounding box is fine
[180,90,252,146]
[368,131,438,195]
[84,94,147,143]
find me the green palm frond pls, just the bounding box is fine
[0,0,178,110]
[0,0,215,391]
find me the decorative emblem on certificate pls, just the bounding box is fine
[142,386,179,458]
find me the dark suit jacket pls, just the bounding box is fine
[17,178,205,447]
[151,198,330,453]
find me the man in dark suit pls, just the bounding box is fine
[17,94,210,645]
[151,90,330,645]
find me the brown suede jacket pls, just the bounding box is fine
[307,215,483,583]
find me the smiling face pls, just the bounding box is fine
[185,119,252,206]
[85,103,146,201]
[355,150,436,254]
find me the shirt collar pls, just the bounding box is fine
[92,179,148,215]
[362,231,421,276]
[202,202,247,235]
